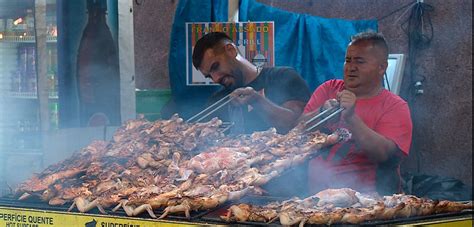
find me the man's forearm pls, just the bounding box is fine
[345,115,397,162]
[253,96,304,133]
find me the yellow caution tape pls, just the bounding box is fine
[0,206,219,227]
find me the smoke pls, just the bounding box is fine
[257,156,376,198]
[0,84,45,196]
[0,73,5,195]
[260,162,310,198]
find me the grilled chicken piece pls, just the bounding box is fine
[19,168,84,193]
[279,211,306,226]
[222,204,251,222]
[306,208,346,225]
[434,200,473,213]
[182,185,215,198]
[355,191,380,207]
[249,207,279,223]
[315,188,359,207]
[159,199,192,219]
[222,203,278,223]
[187,148,250,174]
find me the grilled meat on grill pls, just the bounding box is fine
[222,188,473,225]
[15,114,341,219]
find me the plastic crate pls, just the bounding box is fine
[135,89,172,121]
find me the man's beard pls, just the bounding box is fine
[225,68,245,90]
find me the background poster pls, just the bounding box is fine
[186,22,274,86]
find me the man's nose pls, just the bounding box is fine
[346,63,357,71]
[210,72,222,82]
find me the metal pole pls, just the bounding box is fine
[35,0,48,169]
[35,0,49,132]
[118,0,137,123]
[228,0,239,22]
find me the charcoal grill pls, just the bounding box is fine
[1,195,472,226]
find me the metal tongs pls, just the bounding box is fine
[186,93,235,123]
[304,104,344,132]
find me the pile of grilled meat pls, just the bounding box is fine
[222,188,473,225]
[14,114,339,219]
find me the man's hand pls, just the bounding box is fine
[336,90,356,121]
[322,98,339,110]
[230,87,261,106]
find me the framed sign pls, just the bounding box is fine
[384,54,406,95]
[185,22,275,86]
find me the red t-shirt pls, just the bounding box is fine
[304,79,413,194]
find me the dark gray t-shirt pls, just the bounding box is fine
[208,67,311,134]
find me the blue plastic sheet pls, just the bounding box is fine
[167,0,377,118]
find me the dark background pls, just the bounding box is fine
[132,0,472,186]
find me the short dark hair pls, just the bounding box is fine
[350,31,389,59]
[192,32,234,69]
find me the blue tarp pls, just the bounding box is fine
[167,0,377,118]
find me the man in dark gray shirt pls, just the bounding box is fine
[193,32,311,134]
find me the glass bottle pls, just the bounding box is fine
[0,19,5,38]
[26,46,36,94]
[5,19,14,36]
[49,102,59,130]
[47,47,58,97]
[25,9,35,36]
[76,0,120,126]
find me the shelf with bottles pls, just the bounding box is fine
[6,43,58,100]
[7,91,58,99]
[0,8,57,43]
[0,35,57,43]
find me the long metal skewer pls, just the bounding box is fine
[220,122,235,134]
[195,97,234,123]
[305,107,344,132]
[304,106,337,126]
[186,94,234,123]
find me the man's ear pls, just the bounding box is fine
[379,60,388,75]
[224,43,238,57]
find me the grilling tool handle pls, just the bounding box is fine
[304,106,336,126]
[305,107,344,132]
[186,94,234,123]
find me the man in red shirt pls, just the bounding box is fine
[302,31,412,195]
